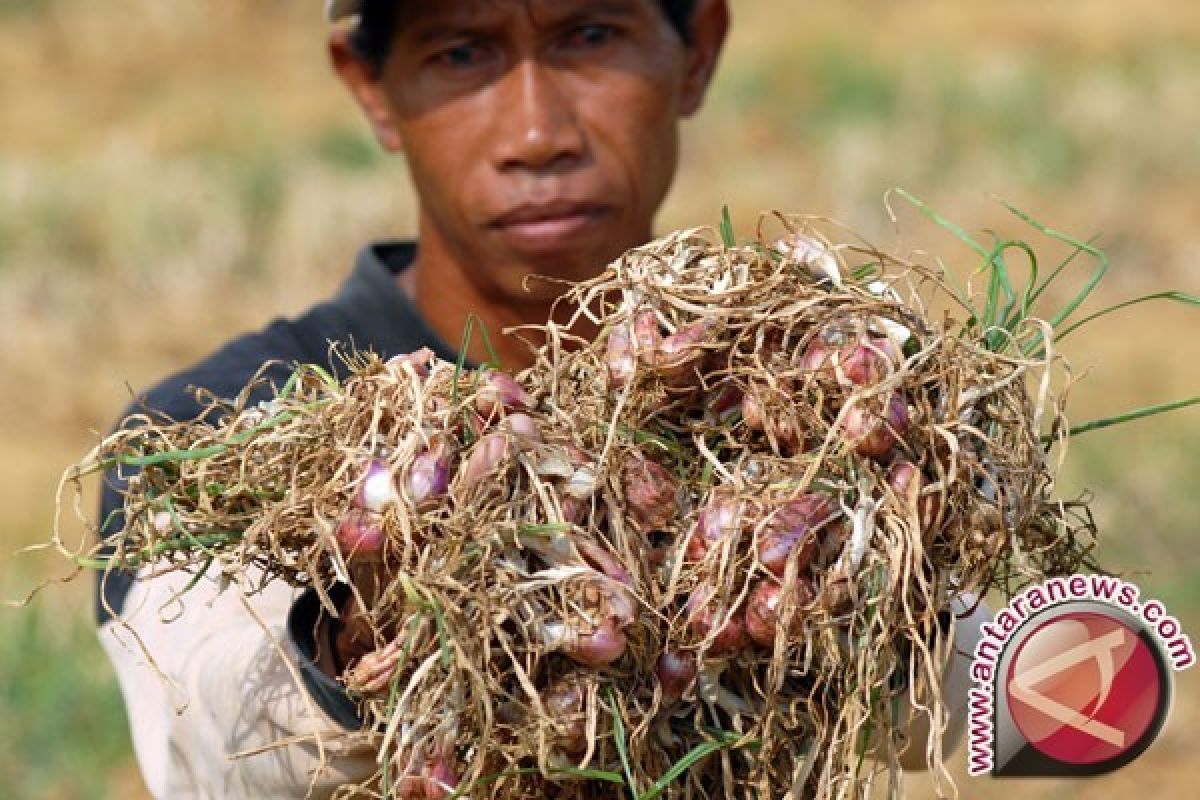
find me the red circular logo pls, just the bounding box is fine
[1005,611,1163,766]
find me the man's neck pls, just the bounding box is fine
[399,222,580,372]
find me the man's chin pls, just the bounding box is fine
[495,242,633,292]
[479,249,606,304]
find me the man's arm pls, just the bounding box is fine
[895,593,990,771]
[99,560,377,799]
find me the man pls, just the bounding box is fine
[98,2,731,797]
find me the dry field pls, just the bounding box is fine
[1,0,1197,797]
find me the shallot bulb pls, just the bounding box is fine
[474,369,534,418]
[422,759,457,800]
[887,460,941,540]
[836,336,900,386]
[741,381,803,451]
[653,319,712,388]
[685,496,742,562]
[686,584,748,654]
[336,509,387,557]
[632,309,663,354]
[774,233,842,285]
[706,382,744,424]
[801,334,901,388]
[560,496,588,525]
[655,649,697,702]
[744,578,816,647]
[397,736,458,800]
[800,340,834,374]
[356,458,398,513]
[741,387,765,431]
[756,494,834,577]
[386,347,434,380]
[545,569,636,665]
[500,411,543,442]
[406,442,452,509]
[542,673,589,754]
[841,392,910,460]
[459,415,541,486]
[461,432,511,485]
[542,616,627,666]
[622,453,678,531]
[575,540,635,589]
[605,324,636,388]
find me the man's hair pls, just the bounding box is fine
[349,1,699,69]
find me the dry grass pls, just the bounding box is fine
[2,0,1198,797]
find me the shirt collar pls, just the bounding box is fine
[330,241,463,367]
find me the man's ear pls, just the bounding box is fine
[329,28,404,153]
[679,0,730,117]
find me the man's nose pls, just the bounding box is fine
[491,60,586,174]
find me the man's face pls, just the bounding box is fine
[342,0,723,303]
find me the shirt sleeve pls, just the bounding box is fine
[98,563,378,799]
[894,592,991,770]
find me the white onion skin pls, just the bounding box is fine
[152,511,173,533]
[356,458,398,513]
[774,233,841,284]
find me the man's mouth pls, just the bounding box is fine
[489,200,612,251]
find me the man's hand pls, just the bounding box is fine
[316,559,392,684]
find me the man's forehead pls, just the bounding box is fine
[394,0,648,29]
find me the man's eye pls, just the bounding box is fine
[565,24,617,50]
[433,43,488,69]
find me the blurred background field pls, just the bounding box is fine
[1,0,1197,796]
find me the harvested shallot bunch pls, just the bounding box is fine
[51,202,1198,799]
